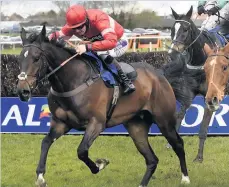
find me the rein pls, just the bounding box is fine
[39,53,78,83]
[18,41,100,97]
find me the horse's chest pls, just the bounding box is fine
[48,95,93,129]
[54,107,89,129]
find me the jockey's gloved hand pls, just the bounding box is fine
[57,37,66,47]
[197,5,205,15]
[207,6,219,16]
[48,31,59,41]
[75,44,87,55]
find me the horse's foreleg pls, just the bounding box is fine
[193,107,212,163]
[77,117,107,174]
[166,104,189,149]
[35,119,70,187]
[124,116,158,187]
[175,104,189,132]
[157,116,190,185]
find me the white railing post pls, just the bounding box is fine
[163,39,166,51]
[133,41,136,52]
[0,35,171,52]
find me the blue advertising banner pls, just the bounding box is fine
[1,97,229,135]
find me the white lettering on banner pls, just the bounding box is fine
[181,104,229,127]
[209,104,229,127]
[25,105,40,126]
[181,104,204,127]
[2,104,41,126]
[2,105,23,126]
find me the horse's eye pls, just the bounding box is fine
[223,65,228,71]
[184,28,188,32]
[34,56,40,62]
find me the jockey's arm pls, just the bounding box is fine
[86,14,118,51]
[48,25,74,41]
[203,0,228,10]
[198,0,207,7]
[216,0,228,9]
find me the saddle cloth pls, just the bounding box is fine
[84,51,137,87]
[208,26,229,47]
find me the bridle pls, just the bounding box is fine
[171,20,196,52]
[17,44,49,94]
[206,54,229,100]
[171,19,208,53]
[171,17,218,70]
[17,43,78,93]
[170,20,195,66]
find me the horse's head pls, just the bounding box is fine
[170,6,195,53]
[204,43,229,111]
[17,26,48,102]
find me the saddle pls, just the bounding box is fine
[82,52,138,88]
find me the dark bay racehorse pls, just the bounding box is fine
[204,43,229,111]
[168,6,222,162]
[16,26,190,187]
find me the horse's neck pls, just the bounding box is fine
[189,34,207,66]
[47,54,91,92]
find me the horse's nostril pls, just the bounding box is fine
[212,97,218,104]
[22,89,30,95]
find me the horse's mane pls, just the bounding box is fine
[50,38,76,55]
[27,32,76,55]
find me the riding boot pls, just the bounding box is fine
[99,54,136,95]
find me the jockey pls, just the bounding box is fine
[49,5,135,95]
[197,0,229,36]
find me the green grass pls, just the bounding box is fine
[0,33,20,37]
[1,134,229,187]
[1,48,22,55]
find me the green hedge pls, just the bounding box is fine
[1,52,169,96]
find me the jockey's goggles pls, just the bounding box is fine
[72,23,85,30]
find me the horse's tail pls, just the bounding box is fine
[164,76,190,107]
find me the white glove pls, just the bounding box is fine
[75,44,87,55]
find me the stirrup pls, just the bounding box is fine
[123,83,136,95]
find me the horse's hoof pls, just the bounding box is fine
[95,158,109,171]
[181,175,190,185]
[193,156,203,163]
[35,174,47,187]
[139,185,147,187]
[35,178,47,187]
[151,175,156,179]
[166,143,172,149]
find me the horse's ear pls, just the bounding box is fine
[186,6,193,19]
[223,42,229,56]
[171,7,179,20]
[20,27,27,45]
[38,25,46,42]
[204,43,213,56]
